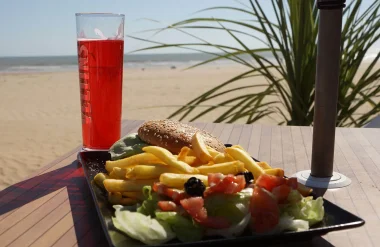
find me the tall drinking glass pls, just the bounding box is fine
[75,13,125,150]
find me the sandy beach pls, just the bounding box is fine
[0,65,266,189]
[0,63,377,190]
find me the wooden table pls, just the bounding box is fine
[1,119,380,247]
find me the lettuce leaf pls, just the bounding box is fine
[155,211,203,243]
[137,186,160,217]
[109,133,148,161]
[274,216,309,232]
[204,188,253,224]
[112,205,175,245]
[280,190,324,226]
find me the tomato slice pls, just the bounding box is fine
[255,174,286,192]
[208,173,225,186]
[180,197,207,220]
[180,197,230,229]
[204,173,246,196]
[158,201,178,211]
[250,186,279,233]
[153,182,189,204]
[286,177,298,190]
[271,184,291,203]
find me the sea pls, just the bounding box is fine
[0,53,243,73]
[0,51,378,73]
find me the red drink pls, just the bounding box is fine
[77,39,124,149]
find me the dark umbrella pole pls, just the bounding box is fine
[293,0,351,189]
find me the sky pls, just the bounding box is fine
[0,0,377,57]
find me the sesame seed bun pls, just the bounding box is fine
[137,119,225,154]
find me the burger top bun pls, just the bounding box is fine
[137,119,225,154]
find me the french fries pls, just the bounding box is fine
[197,161,245,175]
[177,146,191,161]
[104,179,157,192]
[105,153,164,172]
[122,191,145,201]
[126,165,182,180]
[142,146,198,174]
[95,130,289,207]
[160,173,208,188]
[108,192,138,206]
[231,145,244,150]
[174,155,199,166]
[94,173,109,189]
[264,168,285,177]
[214,153,234,164]
[206,146,222,159]
[112,167,129,179]
[225,147,265,179]
[257,161,272,170]
[191,132,213,163]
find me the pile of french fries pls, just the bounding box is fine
[93,132,285,206]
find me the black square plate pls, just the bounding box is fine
[78,149,365,247]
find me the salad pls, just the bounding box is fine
[93,131,324,245]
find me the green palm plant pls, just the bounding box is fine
[129,0,380,127]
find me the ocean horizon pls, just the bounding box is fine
[0,53,246,73]
[0,51,378,73]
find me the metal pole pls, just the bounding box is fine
[311,0,346,177]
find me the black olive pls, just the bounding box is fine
[184,177,206,197]
[236,171,254,184]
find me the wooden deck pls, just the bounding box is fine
[1,119,380,247]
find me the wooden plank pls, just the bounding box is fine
[122,119,143,135]
[258,125,271,163]
[218,123,234,144]
[0,187,65,235]
[210,123,225,139]
[0,154,80,221]
[360,128,380,153]
[238,124,253,150]
[202,122,217,134]
[51,208,99,247]
[352,129,380,171]
[0,188,69,246]
[334,128,379,246]
[7,198,72,247]
[353,200,380,246]
[334,133,367,201]
[30,211,77,247]
[30,178,98,247]
[280,126,297,177]
[347,129,380,187]
[338,128,380,214]
[3,165,91,247]
[325,145,353,246]
[270,126,283,169]
[227,124,243,145]
[291,126,310,172]
[300,127,313,169]
[247,124,262,159]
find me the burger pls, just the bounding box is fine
[109,119,225,161]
